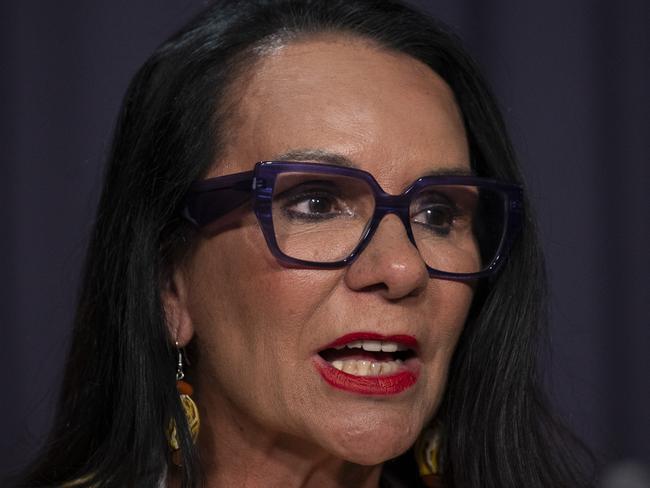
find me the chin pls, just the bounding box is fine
[334,435,414,466]
[321,416,420,466]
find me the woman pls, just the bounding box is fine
[18,0,593,486]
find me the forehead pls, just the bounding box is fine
[215,36,470,190]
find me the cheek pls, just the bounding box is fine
[184,221,339,383]
[420,279,473,404]
[184,225,267,375]
[439,282,474,352]
[431,278,473,341]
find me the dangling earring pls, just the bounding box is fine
[415,424,442,481]
[167,342,200,465]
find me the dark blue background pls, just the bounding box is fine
[1,0,648,481]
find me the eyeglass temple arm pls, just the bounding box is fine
[183,171,255,227]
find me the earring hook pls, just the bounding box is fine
[175,341,185,381]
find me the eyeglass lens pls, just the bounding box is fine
[270,171,507,274]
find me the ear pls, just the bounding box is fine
[161,267,194,347]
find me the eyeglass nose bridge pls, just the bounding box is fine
[346,194,420,266]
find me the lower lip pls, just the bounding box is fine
[313,357,419,395]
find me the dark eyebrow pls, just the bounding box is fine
[270,148,474,176]
[422,167,475,177]
[270,149,358,168]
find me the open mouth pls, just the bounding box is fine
[318,337,417,376]
[314,333,420,395]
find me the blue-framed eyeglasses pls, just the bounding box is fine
[183,161,523,280]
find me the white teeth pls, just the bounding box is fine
[342,361,358,374]
[357,360,370,376]
[340,340,407,352]
[382,362,397,374]
[361,340,382,352]
[326,339,412,377]
[370,361,382,375]
[330,359,403,376]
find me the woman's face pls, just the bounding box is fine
[169,37,474,465]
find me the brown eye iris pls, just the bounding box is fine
[423,205,453,228]
[307,196,332,214]
[411,189,457,237]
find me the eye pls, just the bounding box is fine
[287,193,340,219]
[410,190,460,236]
[276,182,352,222]
[412,204,456,235]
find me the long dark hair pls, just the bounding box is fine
[18,1,593,486]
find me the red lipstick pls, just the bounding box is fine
[314,332,420,396]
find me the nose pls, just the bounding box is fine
[344,214,429,299]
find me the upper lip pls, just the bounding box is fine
[318,332,420,354]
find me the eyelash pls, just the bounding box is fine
[280,190,344,220]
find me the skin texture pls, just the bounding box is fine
[164,36,474,487]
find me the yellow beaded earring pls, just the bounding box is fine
[167,343,200,466]
[415,425,443,487]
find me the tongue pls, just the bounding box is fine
[320,348,395,363]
